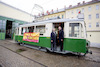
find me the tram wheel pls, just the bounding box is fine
[77,53,81,58]
[46,48,50,53]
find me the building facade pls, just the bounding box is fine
[65,0,100,47]
[35,0,100,47]
[35,8,66,21]
[0,1,34,40]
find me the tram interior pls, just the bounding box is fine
[6,20,12,39]
[28,26,34,32]
[21,26,34,34]
[53,22,64,51]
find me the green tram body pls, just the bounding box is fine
[14,19,90,54]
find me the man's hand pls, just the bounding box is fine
[51,40,53,42]
[61,39,63,41]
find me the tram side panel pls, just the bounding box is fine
[15,23,52,48]
[63,22,87,53]
[64,38,87,53]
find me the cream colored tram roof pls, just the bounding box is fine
[18,19,84,27]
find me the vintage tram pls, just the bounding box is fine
[14,19,92,55]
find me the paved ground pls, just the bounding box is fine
[0,40,100,67]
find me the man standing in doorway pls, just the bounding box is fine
[58,26,64,51]
[51,28,57,52]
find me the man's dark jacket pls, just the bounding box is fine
[51,32,56,44]
[59,29,64,41]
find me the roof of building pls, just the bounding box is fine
[35,0,100,18]
[66,0,100,10]
[0,1,34,16]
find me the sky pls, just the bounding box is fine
[1,0,91,15]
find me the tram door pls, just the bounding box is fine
[53,23,64,46]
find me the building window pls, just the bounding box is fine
[88,15,91,19]
[76,9,79,13]
[68,11,70,14]
[62,15,64,18]
[57,16,60,19]
[96,13,99,19]
[96,22,99,27]
[88,7,91,11]
[96,5,99,10]
[82,8,84,13]
[0,20,6,32]
[0,20,2,32]
[89,23,91,28]
[72,10,73,14]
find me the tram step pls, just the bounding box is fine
[46,48,72,54]
[22,44,47,52]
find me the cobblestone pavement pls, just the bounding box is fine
[0,40,100,67]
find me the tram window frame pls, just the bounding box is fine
[36,25,45,36]
[69,23,84,38]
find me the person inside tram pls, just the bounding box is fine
[58,26,64,51]
[51,28,57,52]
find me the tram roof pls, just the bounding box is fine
[18,19,84,27]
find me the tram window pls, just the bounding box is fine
[21,28,23,34]
[15,28,17,34]
[17,28,19,35]
[21,27,27,34]
[69,23,84,38]
[24,27,28,33]
[36,25,45,35]
[28,26,34,32]
[16,28,18,35]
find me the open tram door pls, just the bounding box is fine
[53,22,64,51]
[63,22,88,54]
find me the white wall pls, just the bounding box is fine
[0,2,33,22]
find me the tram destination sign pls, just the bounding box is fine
[23,32,40,43]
